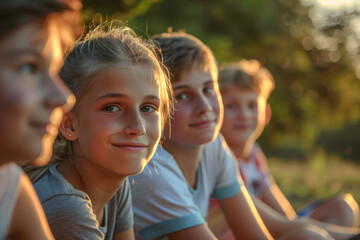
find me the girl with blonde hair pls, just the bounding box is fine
[26,22,173,239]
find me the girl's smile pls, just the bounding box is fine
[65,66,162,177]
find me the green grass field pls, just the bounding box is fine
[268,151,360,211]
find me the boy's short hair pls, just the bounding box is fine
[219,59,275,99]
[152,31,218,83]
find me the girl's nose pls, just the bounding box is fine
[124,112,146,137]
[43,74,75,112]
[195,94,212,115]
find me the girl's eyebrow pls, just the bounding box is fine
[203,80,214,85]
[95,93,160,101]
[95,93,126,101]
[146,95,161,101]
[5,49,42,59]
[173,85,189,91]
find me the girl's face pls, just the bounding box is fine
[220,88,266,150]
[69,66,161,176]
[163,69,223,148]
[0,19,73,165]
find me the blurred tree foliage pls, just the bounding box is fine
[82,0,360,159]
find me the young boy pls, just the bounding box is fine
[208,59,360,239]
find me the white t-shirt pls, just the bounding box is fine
[0,163,22,239]
[129,135,242,240]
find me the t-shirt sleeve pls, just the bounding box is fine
[211,135,242,199]
[129,158,205,240]
[42,195,104,240]
[114,178,134,233]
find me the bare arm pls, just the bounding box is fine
[167,224,217,240]
[219,185,273,240]
[253,196,360,240]
[261,181,297,220]
[113,227,135,240]
[7,174,54,240]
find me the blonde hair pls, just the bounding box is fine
[219,59,275,99]
[151,31,218,83]
[25,22,173,182]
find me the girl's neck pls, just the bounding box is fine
[162,141,203,188]
[231,141,253,160]
[58,159,125,225]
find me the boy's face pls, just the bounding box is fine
[0,19,74,166]
[163,68,223,148]
[220,88,267,151]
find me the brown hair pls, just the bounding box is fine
[151,31,218,83]
[26,22,173,182]
[219,59,275,99]
[0,0,82,51]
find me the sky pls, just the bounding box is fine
[301,0,360,78]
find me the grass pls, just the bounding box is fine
[268,149,360,211]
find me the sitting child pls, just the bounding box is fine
[25,22,173,239]
[208,59,360,239]
[0,0,80,239]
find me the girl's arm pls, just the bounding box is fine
[167,225,217,240]
[253,196,360,240]
[219,185,273,240]
[8,174,54,240]
[261,181,297,220]
[113,227,135,240]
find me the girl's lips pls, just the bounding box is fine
[111,143,147,152]
[189,120,215,128]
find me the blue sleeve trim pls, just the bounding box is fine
[212,181,241,199]
[139,213,205,240]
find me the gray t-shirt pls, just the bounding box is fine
[34,164,133,240]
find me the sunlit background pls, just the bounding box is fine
[80,0,360,207]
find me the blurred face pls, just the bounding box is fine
[163,69,223,149]
[68,66,161,176]
[0,19,74,166]
[220,88,266,151]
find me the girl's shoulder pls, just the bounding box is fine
[0,163,23,237]
[33,164,89,203]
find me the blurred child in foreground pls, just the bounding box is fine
[208,59,360,240]
[0,0,81,238]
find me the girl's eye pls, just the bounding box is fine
[248,101,257,109]
[19,63,37,75]
[103,105,120,112]
[142,105,157,113]
[203,86,215,94]
[175,93,188,101]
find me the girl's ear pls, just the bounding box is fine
[265,103,272,126]
[59,112,77,141]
